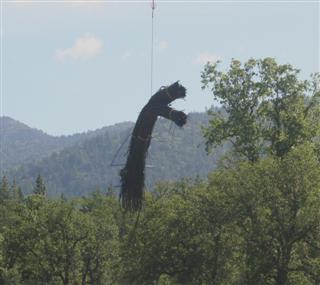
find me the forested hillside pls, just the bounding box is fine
[4,113,224,197]
[0,116,132,172]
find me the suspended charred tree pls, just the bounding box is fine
[120,81,187,211]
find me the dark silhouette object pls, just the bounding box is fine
[120,81,187,211]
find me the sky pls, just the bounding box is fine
[1,0,319,135]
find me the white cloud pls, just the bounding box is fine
[56,35,103,62]
[192,52,221,65]
[158,40,168,51]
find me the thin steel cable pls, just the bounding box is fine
[110,128,133,167]
[150,0,155,96]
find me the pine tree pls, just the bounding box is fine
[11,179,23,201]
[0,176,9,202]
[33,175,46,196]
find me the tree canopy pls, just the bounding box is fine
[201,58,320,161]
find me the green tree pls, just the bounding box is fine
[2,197,87,284]
[10,180,23,202]
[79,192,120,285]
[0,193,121,285]
[208,144,320,285]
[201,58,320,161]
[120,180,239,285]
[0,176,9,202]
[33,175,46,196]
[0,188,27,285]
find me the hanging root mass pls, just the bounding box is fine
[120,81,187,211]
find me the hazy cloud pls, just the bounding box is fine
[192,52,221,65]
[56,35,103,62]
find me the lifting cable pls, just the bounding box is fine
[111,0,157,170]
[150,0,156,96]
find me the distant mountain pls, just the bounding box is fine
[0,116,132,172]
[3,113,225,197]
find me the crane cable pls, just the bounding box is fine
[150,0,155,96]
[110,0,157,170]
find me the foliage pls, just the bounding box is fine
[33,175,46,195]
[119,180,240,285]
[208,143,320,285]
[0,176,9,202]
[0,144,319,284]
[0,192,120,285]
[201,58,320,161]
[116,145,320,285]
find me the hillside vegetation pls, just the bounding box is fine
[3,113,223,197]
[0,116,132,172]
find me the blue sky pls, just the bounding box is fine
[2,0,319,135]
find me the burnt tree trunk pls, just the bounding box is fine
[120,82,187,211]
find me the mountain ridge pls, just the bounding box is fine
[2,112,224,197]
[0,116,134,172]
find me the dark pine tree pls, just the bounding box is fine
[33,175,46,196]
[11,179,24,201]
[0,176,9,202]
